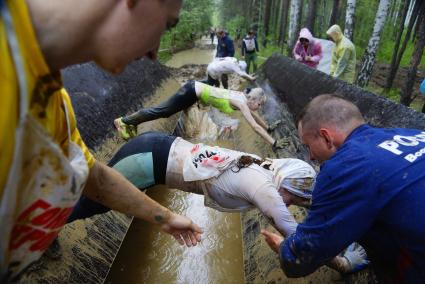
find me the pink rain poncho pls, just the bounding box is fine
[292,28,323,69]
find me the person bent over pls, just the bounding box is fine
[293,28,322,69]
[263,94,425,282]
[206,57,255,88]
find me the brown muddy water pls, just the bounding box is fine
[105,46,274,284]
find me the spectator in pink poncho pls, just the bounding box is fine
[293,28,322,69]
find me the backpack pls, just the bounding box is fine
[243,38,256,52]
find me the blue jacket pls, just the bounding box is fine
[216,35,235,58]
[280,124,425,283]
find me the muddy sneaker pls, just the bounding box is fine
[114,117,137,140]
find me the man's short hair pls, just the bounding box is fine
[297,94,365,133]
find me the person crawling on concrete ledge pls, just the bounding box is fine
[114,81,288,149]
[69,131,368,275]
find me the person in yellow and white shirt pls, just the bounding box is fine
[0,0,202,280]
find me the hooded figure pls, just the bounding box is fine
[326,25,356,83]
[293,28,323,69]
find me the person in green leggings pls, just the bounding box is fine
[114,80,287,149]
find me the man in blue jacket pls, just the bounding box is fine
[262,94,425,283]
[216,29,235,89]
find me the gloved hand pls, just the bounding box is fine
[268,119,282,132]
[342,243,369,273]
[273,137,290,150]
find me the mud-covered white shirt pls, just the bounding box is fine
[207,57,249,80]
[166,138,298,236]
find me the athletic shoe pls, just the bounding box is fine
[114,117,137,140]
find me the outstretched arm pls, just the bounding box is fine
[83,161,203,246]
[261,230,368,275]
[233,101,275,145]
[250,110,269,130]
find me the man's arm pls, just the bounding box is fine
[333,48,351,78]
[233,64,255,81]
[310,43,323,62]
[276,158,379,276]
[83,161,202,246]
[262,231,367,275]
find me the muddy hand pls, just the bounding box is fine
[273,137,290,150]
[261,229,284,253]
[161,213,203,247]
[268,119,282,132]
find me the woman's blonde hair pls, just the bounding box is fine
[245,88,266,104]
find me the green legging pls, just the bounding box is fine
[245,52,257,73]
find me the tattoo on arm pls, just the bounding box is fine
[154,215,163,223]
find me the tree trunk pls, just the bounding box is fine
[385,0,422,91]
[306,0,317,34]
[401,8,425,106]
[357,0,391,87]
[273,0,282,41]
[264,0,272,36]
[329,0,340,27]
[298,0,304,30]
[321,0,327,37]
[279,0,290,44]
[287,0,301,54]
[344,0,357,41]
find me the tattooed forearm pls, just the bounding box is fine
[83,161,172,224]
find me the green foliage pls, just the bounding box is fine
[224,15,247,39]
[158,0,214,63]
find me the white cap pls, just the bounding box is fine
[269,158,316,199]
[238,60,247,71]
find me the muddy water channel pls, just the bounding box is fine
[106,45,273,283]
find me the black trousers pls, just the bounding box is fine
[122,81,198,126]
[67,132,176,222]
[207,74,228,89]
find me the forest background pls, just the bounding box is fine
[159,0,425,111]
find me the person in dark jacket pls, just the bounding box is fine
[216,29,235,89]
[242,30,259,73]
[262,94,425,283]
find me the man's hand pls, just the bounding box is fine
[261,229,284,253]
[273,137,290,150]
[268,119,282,132]
[161,213,203,247]
[341,243,369,273]
[249,75,257,81]
[305,56,312,61]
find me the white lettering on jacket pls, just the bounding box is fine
[378,132,425,163]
